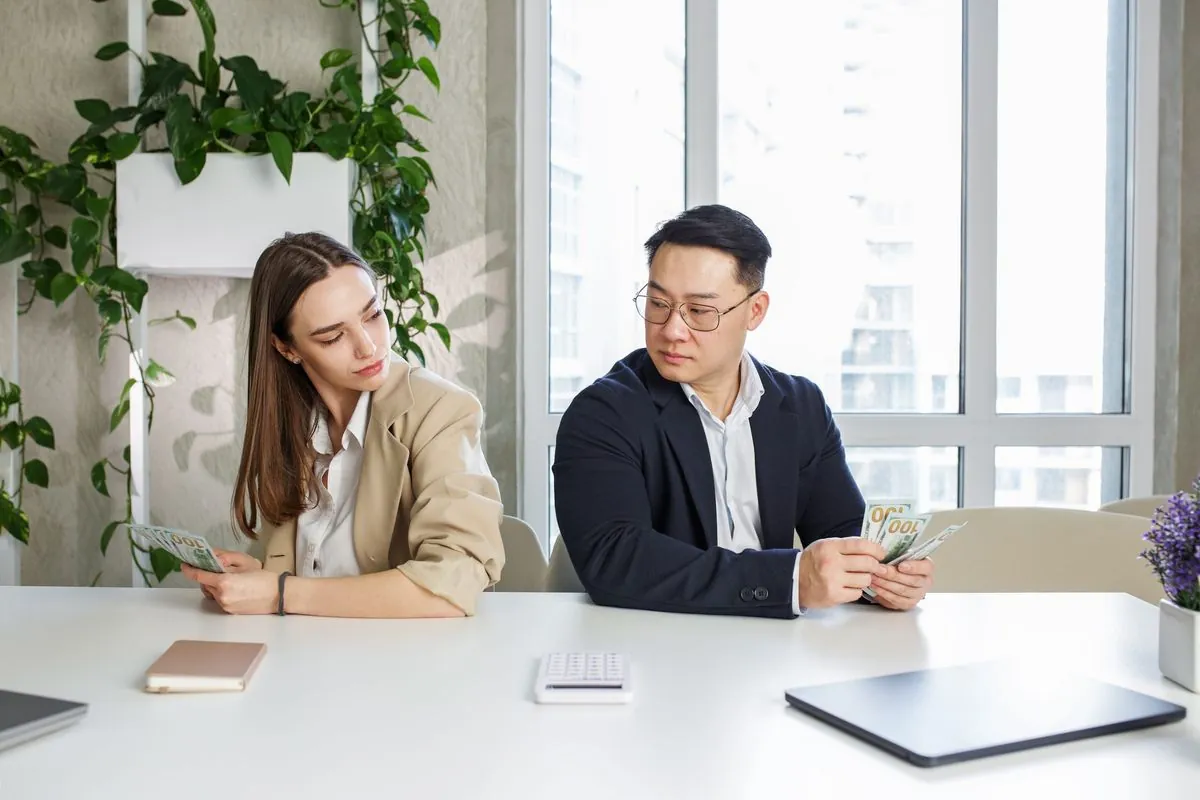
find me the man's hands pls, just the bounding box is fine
[869,558,935,611]
[797,537,888,609]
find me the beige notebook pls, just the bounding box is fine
[144,640,267,693]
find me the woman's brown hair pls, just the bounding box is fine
[232,232,373,540]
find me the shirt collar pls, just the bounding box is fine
[681,351,765,420]
[312,391,371,455]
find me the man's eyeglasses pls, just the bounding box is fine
[632,285,760,333]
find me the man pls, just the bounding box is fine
[552,204,935,619]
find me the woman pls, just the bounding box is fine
[181,232,505,617]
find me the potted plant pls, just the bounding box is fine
[1140,478,1200,693]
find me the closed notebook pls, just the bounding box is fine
[144,640,267,693]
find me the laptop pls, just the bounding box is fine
[784,660,1187,767]
[0,690,88,754]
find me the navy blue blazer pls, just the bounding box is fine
[552,349,866,619]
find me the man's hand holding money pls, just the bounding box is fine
[797,537,889,609]
[868,558,935,611]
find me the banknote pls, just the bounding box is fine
[877,512,932,563]
[863,522,969,600]
[891,523,968,565]
[858,501,912,543]
[126,524,225,573]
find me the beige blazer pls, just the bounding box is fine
[260,358,505,615]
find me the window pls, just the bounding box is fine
[996,447,1124,509]
[522,0,1157,547]
[841,373,915,412]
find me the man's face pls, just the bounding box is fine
[642,244,768,386]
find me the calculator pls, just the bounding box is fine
[534,652,633,705]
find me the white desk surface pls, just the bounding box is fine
[1,588,1197,799]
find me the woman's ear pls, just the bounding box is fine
[271,335,300,364]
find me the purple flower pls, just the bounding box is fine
[1140,476,1200,611]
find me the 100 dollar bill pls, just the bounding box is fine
[126,524,225,573]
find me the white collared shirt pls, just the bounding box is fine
[295,391,372,578]
[681,351,804,615]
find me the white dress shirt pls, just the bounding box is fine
[294,391,372,578]
[680,351,804,614]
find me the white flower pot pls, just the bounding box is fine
[116,152,354,278]
[1159,598,1200,693]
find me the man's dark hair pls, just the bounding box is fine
[643,204,772,289]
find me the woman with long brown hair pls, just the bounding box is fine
[180,232,505,617]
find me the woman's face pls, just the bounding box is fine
[273,265,392,394]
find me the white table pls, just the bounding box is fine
[1,589,1198,799]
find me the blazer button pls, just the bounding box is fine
[753,587,769,601]
[739,587,754,602]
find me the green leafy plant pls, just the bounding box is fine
[0,121,191,584]
[0,377,55,545]
[96,0,449,363]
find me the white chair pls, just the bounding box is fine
[494,515,547,592]
[920,507,1163,603]
[1098,495,1173,519]
[546,535,585,593]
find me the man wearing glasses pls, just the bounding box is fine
[552,204,935,618]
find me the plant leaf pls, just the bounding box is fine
[144,360,176,388]
[91,460,110,496]
[99,298,123,325]
[23,417,54,449]
[23,459,49,488]
[0,229,34,265]
[401,104,431,122]
[416,57,440,91]
[265,131,293,184]
[95,41,130,61]
[69,217,100,273]
[100,520,119,555]
[0,422,23,449]
[314,123,352,160]
[150,548,181,582]
[430,322,451,350]
[16,204,40,228]
[109,395,130,432]
[320,48,353,70]
[0,492,30,544]
[107,132,140,160]
[75,98,112,124]
[190,0,219,96]
[85,194,112,223]
[220,55,275,116]
[98,328,112,362]
[42,164,87,202]
[50,273,78,305]
[173,150,206,185]
[44,225,68,249]
[151,0,187,16]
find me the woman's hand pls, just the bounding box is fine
[181,563,279,615]
[213,548,262,573]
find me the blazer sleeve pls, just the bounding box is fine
[396,388,505,616]
[795,390,867,545]
[553,387,799,619]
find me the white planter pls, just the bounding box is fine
[1159,598,1200,693]
[116,152,355,278]
[0,533,20,586]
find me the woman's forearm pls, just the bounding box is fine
[282,569,465,619]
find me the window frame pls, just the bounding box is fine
[518,0,1160,549]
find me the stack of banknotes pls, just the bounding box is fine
[857,501,967,599]
[126,524,225,573]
